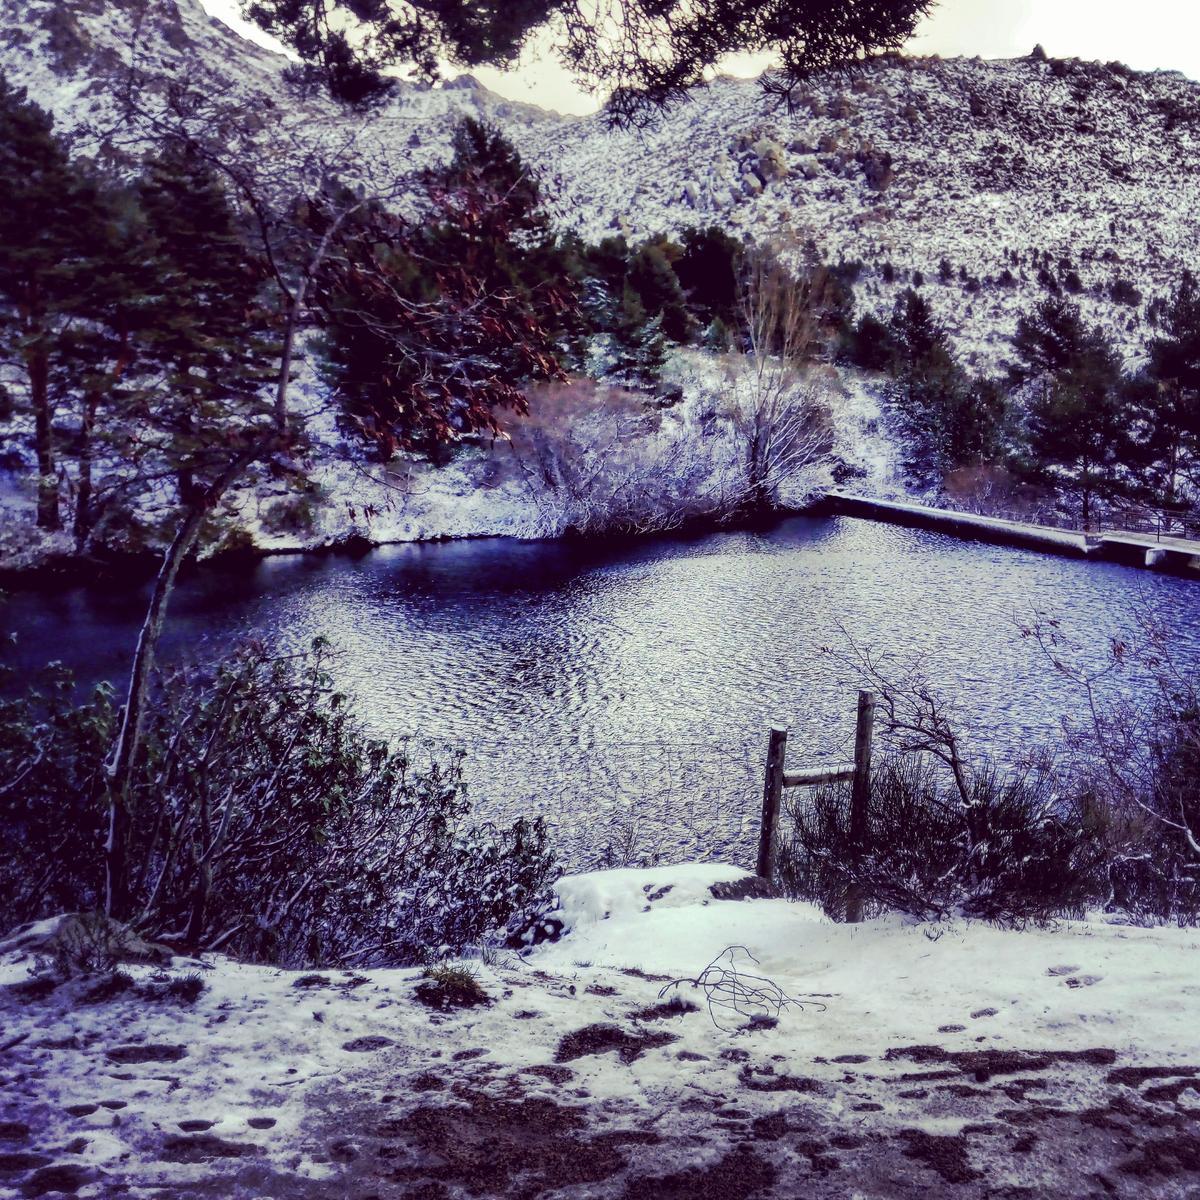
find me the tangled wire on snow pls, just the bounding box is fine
[658,945,827,1032]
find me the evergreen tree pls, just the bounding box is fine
[439,117,549,240]
[1011,298,1133,524]
[1143,271,1200,505]
[1009,296,1108,381]
[890,288,946,368]
[609,283,667,388]
[59,183,147,547]
[132,145,278,510]
[627,240,693,343]
[843,311,897,371]
[675,226,744,330]
[704,316,734,353]
[583,236,631,297]
[0,74,112,530]
[886,290,960,486]
[246,0,934,117]
[884,290,1008,487]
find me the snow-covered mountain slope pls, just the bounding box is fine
[7,0,1200,373]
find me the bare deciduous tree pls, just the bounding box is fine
[726,250,835,512]
[97,61,410,919]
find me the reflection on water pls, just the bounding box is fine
[6,516,1198,866]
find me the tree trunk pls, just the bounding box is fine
[104,443,264,920]
[29,343,60,531]
[74,388,100,551]
[275,289,303,436]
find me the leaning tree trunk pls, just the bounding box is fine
[103,444,263,920]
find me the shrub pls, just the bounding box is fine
[777,755,1105,924]
[415,962,491,1009]
[0,665,115,918]
[259,493,319,536]
[143,971,207,1003]
[1023,612,1200,926]
[81,970,136,1004]
[0,640,559,967]
[47,914,130,977]
[1110,277,1142,307]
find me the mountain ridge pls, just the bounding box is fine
[4,0,1200,372]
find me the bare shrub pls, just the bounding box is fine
[507,378,726,536]
[1022,610,1200,925]
[46,914,131,978]
[807,618,1199,927]
[778,755,1104,923]
[506,348,832,537]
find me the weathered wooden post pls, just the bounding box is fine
[845,690,876,923]
[757,726,788,880]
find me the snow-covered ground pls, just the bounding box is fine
[4,862,1199,1197]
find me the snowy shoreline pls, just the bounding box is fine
[3,861,1199,1198]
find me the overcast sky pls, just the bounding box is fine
[201,0,1200,115]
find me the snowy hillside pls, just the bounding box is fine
[6,0,1200,372]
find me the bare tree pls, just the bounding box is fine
[726,251,835,512]
[97,64,408,918]
[823,624,976,809]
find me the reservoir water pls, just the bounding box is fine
[6,515,1198,867]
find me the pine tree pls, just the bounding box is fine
[878,291,1010,487]
[60,183,146,547]
[704,316,734,353]
[1011,298,1132,524]
[246,0,934,119]
[627,241,693,343]
[1143,271,1200,506]
[676,226,743,330]
[131,145,278,509]
[609,283,667,388]
[1009,296,1108,381]
[886,290,961,486]
[0,73,111,530]
[843,311,897,371]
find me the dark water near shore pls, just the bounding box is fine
[6,515,1199,866]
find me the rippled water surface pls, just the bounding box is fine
[8,516,1200,866]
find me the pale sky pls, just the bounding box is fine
[201,0,1200,115]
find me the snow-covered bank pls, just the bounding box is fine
[3,863,1199,1198]
[0,357,906,576]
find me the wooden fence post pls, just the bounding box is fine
[845,690,876,923]
[757,726,788,880]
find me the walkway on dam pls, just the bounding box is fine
[823,491,1200,575]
